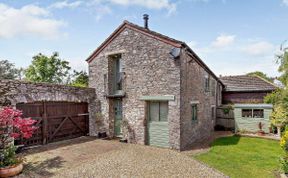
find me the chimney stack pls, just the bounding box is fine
[143,14,149,29]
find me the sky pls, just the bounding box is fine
[0,0,288,77]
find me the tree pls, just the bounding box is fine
[70,70,89,87]
[247,71,274,83]
[25,52,71,84]
[264,89,283,105]
[0,60,20,80]
[276,51,288,86]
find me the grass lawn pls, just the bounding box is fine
[194,136,283,178]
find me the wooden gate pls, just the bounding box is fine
[15,102,89,147]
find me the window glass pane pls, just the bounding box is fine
[211,107,215,120]
[192,105,197,121]
[115,58,122,91]
[253,109,264,118]
[159,102,168,121]
[204,74,210,92]
[242,109,252,118]
[149,102,159,121]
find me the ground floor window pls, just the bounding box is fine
[149,101,168,122]
[242,109,264,118]
[191,104,198,122]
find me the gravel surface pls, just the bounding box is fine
[18,137,227,178]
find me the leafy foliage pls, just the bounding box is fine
[70,70,88,87]
[264,89,283,105]
[0,60,21,80]
[25,52,71,84]
[270,105,288,127]
[247,71,274,83]
[276,51,288,86]
[280,131,288,173]
[0,145,21,168]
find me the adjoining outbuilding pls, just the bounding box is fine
[220,75,277,104]
[234,104,273,133]
[217,75,277,133]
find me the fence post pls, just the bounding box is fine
[42,102,48,144]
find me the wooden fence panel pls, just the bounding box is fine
[15,101,89,147]
[216,106,235,130]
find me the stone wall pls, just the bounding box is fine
[0,80,97,136]
[180,50,222,150]
[89,27,181,149]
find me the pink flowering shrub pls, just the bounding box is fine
[0,107,37,167]
[0,107,37,149]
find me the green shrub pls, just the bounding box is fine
[280,156,288,174]
[0,145,21,168]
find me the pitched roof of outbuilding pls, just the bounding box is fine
[220,75,277,92]
[86,20,224,85]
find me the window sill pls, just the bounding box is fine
[105,93,126,98]
[191,120,198,124]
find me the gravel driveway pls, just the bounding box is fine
[19,137,226,178]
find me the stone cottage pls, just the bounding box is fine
[87,15,223,150]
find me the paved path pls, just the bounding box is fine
[18,137,227,178]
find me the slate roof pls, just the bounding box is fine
[220,75,277,92]
[86,20,224,86]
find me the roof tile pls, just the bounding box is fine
[220,75,277,92]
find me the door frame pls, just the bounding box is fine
[113,98,123,137]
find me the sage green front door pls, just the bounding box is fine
[114,99,122,137]
[147,101,169,148]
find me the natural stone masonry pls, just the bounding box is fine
[88,21,223,150]
[89,27,181,149]
[0,80,97,136]
[180,51,223,150]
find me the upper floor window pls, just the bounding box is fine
[115,57,122,91]
[204,74,210,92]
[211,79,216,96]
[112,54,123,94]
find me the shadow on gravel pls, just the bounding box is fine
[21,156,65,177]
[22,136,97,155]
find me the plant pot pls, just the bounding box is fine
[0,163,23,178]
[257,130,265,136]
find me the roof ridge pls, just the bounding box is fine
[123,20,184,44]
[220,75,252,78]
[253,75,278,88]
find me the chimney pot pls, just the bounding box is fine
[143,14,149,29]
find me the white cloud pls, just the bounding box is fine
[92,0,176,14]
[211,34,235,48]
[49,0,83,9]
[242,41,275,56]
[94,5,112,21]
[0,3,65,39]
[186,38,279,77]
[283,0,288,6]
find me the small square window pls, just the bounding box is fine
[242,109,252,118]
[253,109,264,118]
